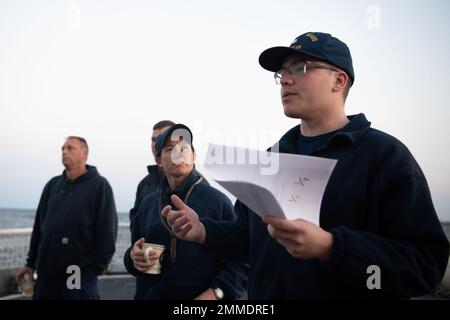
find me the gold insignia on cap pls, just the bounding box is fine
[290,44,302,49]
[306,33,318,42]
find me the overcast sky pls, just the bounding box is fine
[1,0,449,221]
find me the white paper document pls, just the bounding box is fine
[203,144,337,225]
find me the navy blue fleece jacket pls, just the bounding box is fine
[124,169,248,300]
[201,114,449,299]
[26,165,118,279]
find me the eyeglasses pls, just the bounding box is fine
[274,60,340,85]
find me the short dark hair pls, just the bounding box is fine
[66,136,89,151]
[153,120,175,130]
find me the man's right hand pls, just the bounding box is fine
[130,238,158,272]
[15,266,33,285]
[161,194,206,244]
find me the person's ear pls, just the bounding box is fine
[332,71,348,94]
[155,156,162,167]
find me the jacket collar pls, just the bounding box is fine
[273,113,371,154]
[147,164,162,180]
[63,164,98,183]
[160,169,203,209]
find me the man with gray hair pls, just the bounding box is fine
[15,136,118,299]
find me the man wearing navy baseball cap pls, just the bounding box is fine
[163,32,449,299]
[124,123,248,300]
[259,32,354,84]
[154,123,194,158]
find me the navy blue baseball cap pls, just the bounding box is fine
[259,32,354,83]
[155,123,193,157]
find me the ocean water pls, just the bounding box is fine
[0,208,129,229]
[1,208,449,240]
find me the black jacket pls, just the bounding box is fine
[26,165,118,279]
[124,169,248,300]
[201,113,449,299]
[129,165,163,233]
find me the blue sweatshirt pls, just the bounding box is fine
[124,169,248,300]
[201,113,449,299]
[129,165,163,235]
[26,165,118,279]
